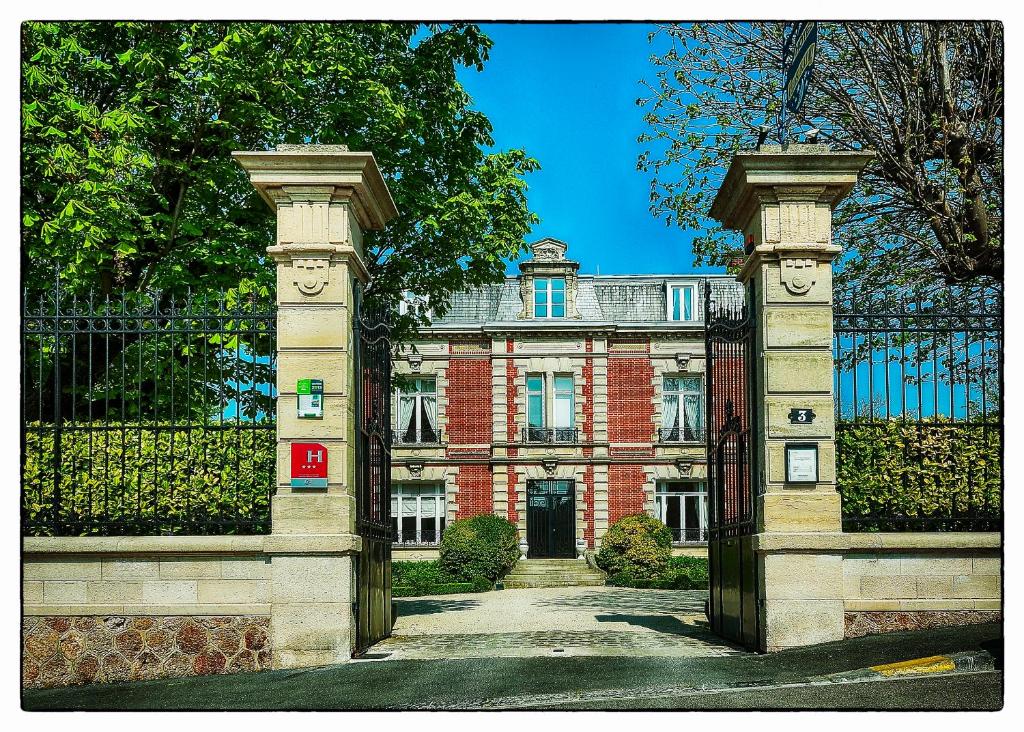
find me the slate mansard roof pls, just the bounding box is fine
[415,238,743,330]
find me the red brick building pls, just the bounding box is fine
[390,239,739,560]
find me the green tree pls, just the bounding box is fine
[638,22,1002,292]
[21,21,538,339]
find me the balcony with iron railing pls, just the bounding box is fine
[521,426,579,444]
[391,428,443,446]
[392,528,443,546]
[668,526,708,544]
[657,426,705,443]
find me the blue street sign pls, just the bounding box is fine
[784,22,817,114]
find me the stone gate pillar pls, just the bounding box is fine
[710,144,873,651]
[234,145,397,668]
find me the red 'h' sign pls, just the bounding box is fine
[290,442,328,488]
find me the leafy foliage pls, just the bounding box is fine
[606,555,709,590]
[21,21,538,343]
[23,423,275,536]
[391,560,490,596]
[595,513,672,578]
[837,420,1001,530]
[438,514,519,583]
[639,22,1003,291]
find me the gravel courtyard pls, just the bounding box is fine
[367,586,746,660]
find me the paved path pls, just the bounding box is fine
[368,586,745,660]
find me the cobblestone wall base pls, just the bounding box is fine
[844,610,1001,639]
[22,615,271,688]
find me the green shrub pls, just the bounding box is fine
[391,560,493,597]
[393,581,476,598]
[439,514,519,582]
[605,556,709,590]
[837,420,1001,529]
[22,423,274,536]
[595,513,671,579]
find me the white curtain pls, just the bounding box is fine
[423,395,437,432]
[663,393,679,430]
[398,395,415,432]
[683,393,702,437]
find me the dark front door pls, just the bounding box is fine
[526,480,575,558]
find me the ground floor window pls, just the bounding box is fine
[391,484,446,545]
[655,482,708,543]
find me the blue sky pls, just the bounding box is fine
[456,23,724,277]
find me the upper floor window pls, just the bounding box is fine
[525,373,575,442]
[534,277,566,318]
[391,484,446,545]
[395,378,437,444]
[667,283,697,321]
[661,376,703,442]
[656,482,708,543]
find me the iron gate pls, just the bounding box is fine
[353,296,393,654]
[705,281,760,651]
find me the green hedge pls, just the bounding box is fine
[837,420,1001,530]
[392,560,491,597]
[595,513,672,578]
[439,514,520,582]
[606,556,709,590]
[22,422,274,535]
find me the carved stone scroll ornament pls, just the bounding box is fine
[292,257,330,296]
[780,257,817,296]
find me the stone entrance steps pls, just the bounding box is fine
[502,559,606,589]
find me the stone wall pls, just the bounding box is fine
[843,542,1000,637]
[754,531,1001,642]
[24,538,270,617]
[22,534,360,688]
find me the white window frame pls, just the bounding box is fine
[533,277,566,319]
[392,484,446,545]
[525,372,574,440]
[655,482,708,544]
[395,377,438,443]
[526,373,546,428]
[662,375,704,442]
[665,282,699,322]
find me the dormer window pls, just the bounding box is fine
[399,291,432,320]
[534,277,566,318]
[667,283,697,321]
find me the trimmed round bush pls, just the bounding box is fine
[595,513,671,580]
[438,514,520,583]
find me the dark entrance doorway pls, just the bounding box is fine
[526,480,575,558]
[704,281,761,651]
[353,296,393,654]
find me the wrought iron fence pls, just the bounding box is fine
[833,285,1002,532]
[21,279,277,536]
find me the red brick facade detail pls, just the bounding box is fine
[506,340,518,450]
[583,464,595,547]
[507,468,519,524]
[455,464,493,518]
[608,464,647,523]
[445,356,492,445]
[607,351,655,444]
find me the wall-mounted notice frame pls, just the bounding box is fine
[785,443,819,484]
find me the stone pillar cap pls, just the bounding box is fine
[710,144,875,231]
[233,146,399,230]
